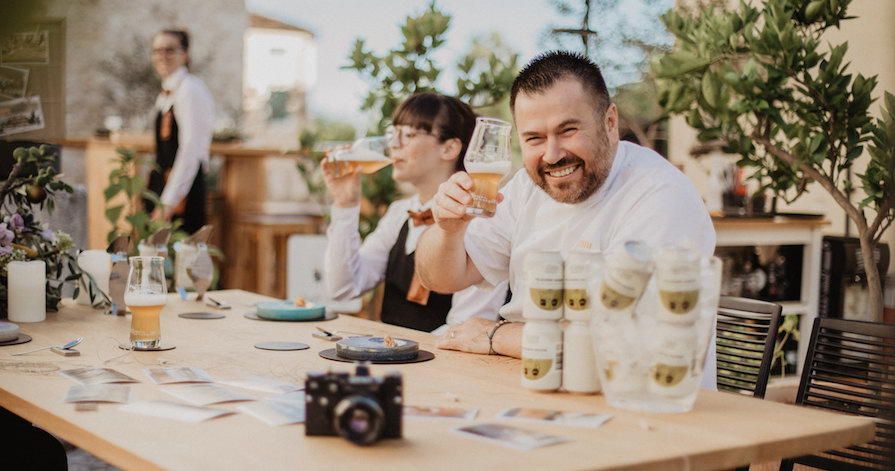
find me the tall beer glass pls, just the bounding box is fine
[125,256,167,348]
[329,136,392,177]
[463,117,512,218]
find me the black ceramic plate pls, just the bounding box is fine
[244,310,338,322]
[179,312,226,319]
[319,348,434,364]
[0,334,32,346]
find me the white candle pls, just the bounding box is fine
[75,250,112,306]
[8,260,46,323]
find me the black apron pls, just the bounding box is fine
[380,220,452,332]
[147,108,207,234]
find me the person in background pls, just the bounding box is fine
[146,29,214,234]
[323,92,508,333]
[416,52,717,387]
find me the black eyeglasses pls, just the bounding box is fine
[386,125,438,148]
[152,47,185,57]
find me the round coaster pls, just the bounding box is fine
[244,310,338,322]
[254,342,310,351]
[118,343,176,351]
[0,334,32,346]
[319,348,434,364]
[179,312,226,320]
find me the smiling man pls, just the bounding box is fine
[415,52,715,371]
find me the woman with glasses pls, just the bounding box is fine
[323,92,507,333]
[146,29,214,234]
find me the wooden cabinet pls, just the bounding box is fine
[713,216,830,373]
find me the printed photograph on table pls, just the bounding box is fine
[496,408,612,428]
[451,423,571,450]
[0,31,49,64]
[0,66,28,100]
[0,96,44,137]
[403,405,478,420]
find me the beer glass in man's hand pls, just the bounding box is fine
[328,136,392,177]
[125,256,167,349]
[463,118,512,218]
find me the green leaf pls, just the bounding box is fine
[103,183,122,202]
[805,1,824,23]
[702,72,721,109]
[105,205,123,224]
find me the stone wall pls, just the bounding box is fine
[37,0,246,137]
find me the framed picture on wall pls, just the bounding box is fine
[1,31,50,65]
[0,66,29,100]
[0,96,45,137]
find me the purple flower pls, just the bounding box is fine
[0,223,13,247]
[9,213,23,231]
[40,230,55,242]
[0,246,10,256]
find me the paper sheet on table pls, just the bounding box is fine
[451,423,572,450]
[238,401,305,426]
[162,384,255,406]
[404,405,478,420]
[63,384,133,404]
[264,390,305,403]
[59,368,139,385]
[217,375,303,393]
[119,400,233,422]
[143,366,215,384]
[495,408,613,428]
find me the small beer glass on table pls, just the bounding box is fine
[125,256,167,349]
[463,117,512,218]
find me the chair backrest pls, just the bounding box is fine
[286,234,362,314]
[780,317,895,471]
[716,296,783,398]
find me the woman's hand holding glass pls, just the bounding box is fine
[323,136,393,209]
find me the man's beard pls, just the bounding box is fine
[527,130,613,204]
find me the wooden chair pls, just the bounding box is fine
[779,317,895,471]
[716,296,783,399]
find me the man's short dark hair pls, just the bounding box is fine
[510,51,610,118]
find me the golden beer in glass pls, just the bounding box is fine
[329,136,392,177]
[463,118,513,218]
[465,161,511,218]
[124,256,167,349]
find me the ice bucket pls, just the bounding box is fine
[588,242,721,413]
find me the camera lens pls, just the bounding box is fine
[334,396,385,445]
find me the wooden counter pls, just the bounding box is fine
[84,135,322,296]
[0,290,876,471]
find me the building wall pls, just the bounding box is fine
[243,27,315,148]
[669,0,895,275]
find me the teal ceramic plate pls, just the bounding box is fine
[254,301,326,321]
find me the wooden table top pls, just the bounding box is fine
[0,290,875,471]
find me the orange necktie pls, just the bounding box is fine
[159,90,173,141]
[405,208,434,305]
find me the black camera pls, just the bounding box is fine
[305,364,402,445]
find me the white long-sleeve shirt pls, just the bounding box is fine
[154,66,214,208]
[324,195,507,333]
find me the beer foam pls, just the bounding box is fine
[465,160,511,174]
[124,292,167,306]
[344,147,389,161]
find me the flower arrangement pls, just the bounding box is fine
[0,145,79,318]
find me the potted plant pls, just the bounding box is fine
[652,0,893,322]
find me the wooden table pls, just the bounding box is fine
[0,290,875,471]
